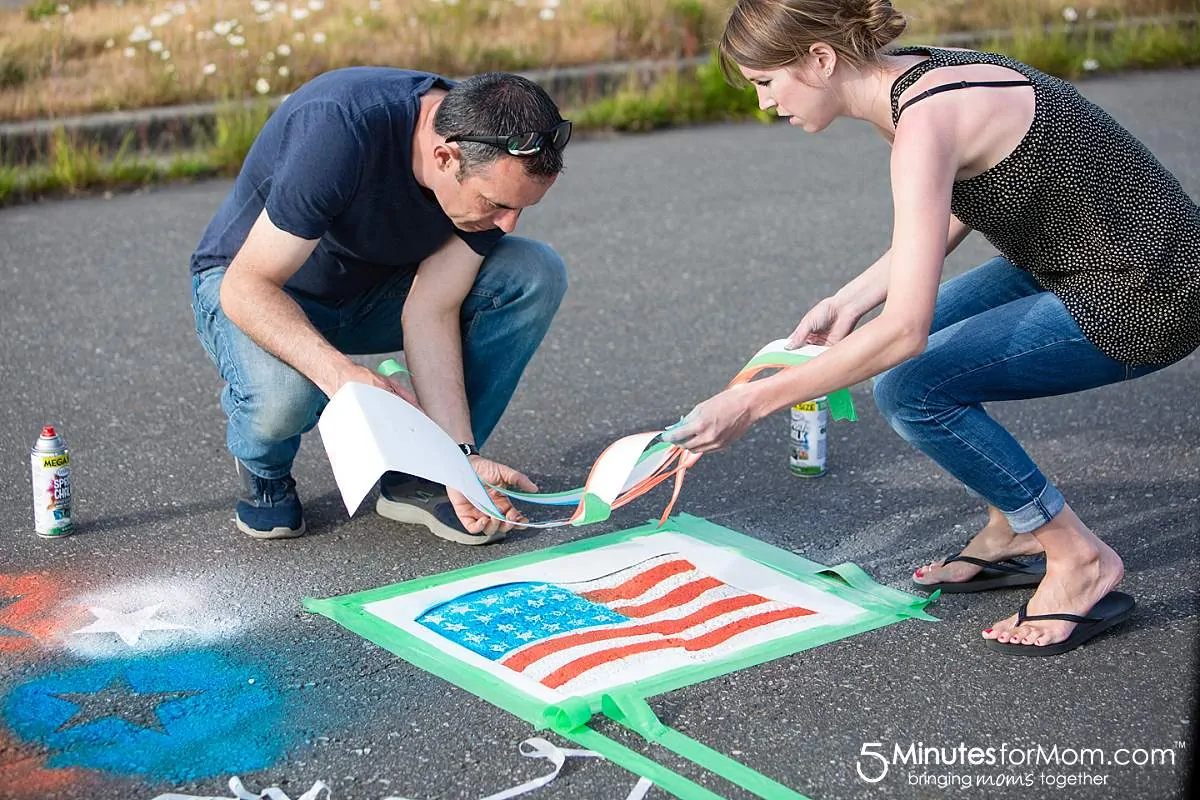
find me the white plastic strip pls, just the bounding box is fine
[149,740,652,800]
[386,738,652,800]
[317,382,674,529]
[152,775,330,800]
[317,382,505,518]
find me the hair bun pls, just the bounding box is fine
[863,0,907,49]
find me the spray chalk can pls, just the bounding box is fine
[31,426,73,537]
[788,398,828,477]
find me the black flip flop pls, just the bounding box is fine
[984,591,1136,657]
[912,553,1046,594]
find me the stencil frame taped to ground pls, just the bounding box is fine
[305,514,937,799]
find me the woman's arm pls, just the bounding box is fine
[794,212,969,348]
[665,104,960,452]
[753,105,958,411]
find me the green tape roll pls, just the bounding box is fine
[377,358,409,378]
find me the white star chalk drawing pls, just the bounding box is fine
[72,604,191,646]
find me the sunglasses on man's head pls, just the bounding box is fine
[446,120,572,156]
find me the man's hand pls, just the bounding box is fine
[448,455,539,535]
[325,363,420,408]
[786,297,859,348]
[661,384,760,454]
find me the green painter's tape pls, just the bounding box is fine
[558,726,728,800]
[571,492,613,526]
[305,515,937,798]
[824,390,857,423]
[741,350,858,422]
[493,442,678,506]
[600,693,667,739]
[543,697,593,732]
[602,694,809,800]
[654,726,810,799]
[377,358,409,378]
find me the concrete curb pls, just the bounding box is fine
[0,14,1194,162]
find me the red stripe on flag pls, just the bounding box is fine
[617,577,722,618]
[578,559,694,603]
[540,606,816,688]
[501,594,771,672]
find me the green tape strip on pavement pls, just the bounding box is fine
[601,692,809,799]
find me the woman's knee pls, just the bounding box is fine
[872,361,930,439]
[872,364,908,420]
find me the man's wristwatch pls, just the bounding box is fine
[457,442,480,457]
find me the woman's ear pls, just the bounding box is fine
[810,42,838,79]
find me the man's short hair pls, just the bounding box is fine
[434,72,565,179]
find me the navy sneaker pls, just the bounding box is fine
[235,464,305,539]
[375,471,505,545]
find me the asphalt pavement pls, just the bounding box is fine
[0,69,1197,800]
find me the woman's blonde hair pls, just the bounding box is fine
[718,0,907,83]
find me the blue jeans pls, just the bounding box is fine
[873,257,1170,533]
[191,236,567,480]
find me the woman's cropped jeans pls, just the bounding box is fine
[873,257,1170,533]
[191,236,567,480]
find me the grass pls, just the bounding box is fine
[210,101,274,172]
[998,14,1200,76]
[1,9,1198,206]
[574,56,772,131]
[0,100,269,203]
[0,0,1195,122]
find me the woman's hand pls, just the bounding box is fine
[786,297,859,348]
[661,385,760,454]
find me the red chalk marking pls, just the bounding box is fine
[0,573,75,653]
[0,732,95,798]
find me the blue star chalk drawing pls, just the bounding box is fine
[2,650,292,782]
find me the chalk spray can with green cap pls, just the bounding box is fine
[31,425,73,537]
[788,398,828,477]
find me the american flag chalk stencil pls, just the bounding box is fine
[306,516,938,798]
[417,554,818,691]
[354,525,874,701]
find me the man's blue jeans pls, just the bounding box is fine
[191,236,567,480]
[873,257,1171,533]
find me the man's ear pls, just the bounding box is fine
[433,142,460,173]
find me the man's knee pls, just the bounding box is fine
[503,238,568,312]
[229,370,324,443]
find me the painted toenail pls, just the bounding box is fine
[915,569,924,577]
[983,628,993,633]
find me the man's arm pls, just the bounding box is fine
[403,235,536,535]
[401,234,481,443]
[219,209,398,398]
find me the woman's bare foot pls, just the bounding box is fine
[913,506,1045,586]
[982,505,1124,647]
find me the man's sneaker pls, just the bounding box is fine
[375,471,505,545]
[235,466,305,539]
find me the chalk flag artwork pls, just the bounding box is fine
[307,515,937,797]
[415,553,822,695]
[317,516,930,704]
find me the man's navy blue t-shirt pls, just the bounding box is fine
[190,67,504,306]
